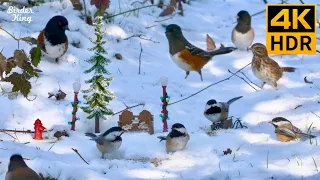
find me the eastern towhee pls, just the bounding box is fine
[165,24,236,81]
[37,15,69,63]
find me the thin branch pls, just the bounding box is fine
[262,0,268,4]
[228,69,259,91]
[106,4,174,19]
[168,62,252,106]
[138,43,143,74]
[112,103,145,116]
[1,131,16,140]
[82,0,87,23]
[241,72,262,89]
[48,141,56,152]
[123,34,159,43]
[299,0,304,4]
[71,148,89,165]
[0,129,53,133]
[310,111,320,119]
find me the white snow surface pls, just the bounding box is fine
[0,0,320,179]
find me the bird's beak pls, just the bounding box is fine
[235,15,239,19]
[268,121,272,124]
[63,25,70,31]
[165,30,170,35]
[248,47,252,50]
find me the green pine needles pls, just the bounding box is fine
[81,17,114,132]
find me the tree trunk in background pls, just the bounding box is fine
[95,115,100,133]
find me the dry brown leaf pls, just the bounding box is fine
[206,34,216,51]
[48,90,67,100]
[159,7,175,17]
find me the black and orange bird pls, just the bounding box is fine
[165,24,236,81]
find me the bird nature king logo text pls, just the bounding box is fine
[266,4,316,54]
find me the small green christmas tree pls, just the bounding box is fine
[82,17,114,133]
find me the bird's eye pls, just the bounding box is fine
[58,21,62,26]
[172,28,176,32]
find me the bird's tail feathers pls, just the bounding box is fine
[281,67,296,73]
[297,133,316,139]
[85,133,98,140]
[157,136,167,142]
[227,96,243,105]
[208,47,237,57]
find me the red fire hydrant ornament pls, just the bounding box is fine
[34,119,46,140]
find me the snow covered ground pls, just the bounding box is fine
[0,0,320,179]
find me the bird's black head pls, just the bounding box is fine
[236,10,251,25]
[8,154,27,171]
[103,126,125,137]
[171,123,185,129]
[270,117,291,128]
[165,24,182,38]
[207,99,217,105]
[45,15,69,32]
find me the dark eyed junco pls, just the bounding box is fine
[5,154,40,180]
[232,10,254,51]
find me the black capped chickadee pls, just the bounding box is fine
[6,154,40,180]
[270,117,316,142]
[204,96,243,130]
[85,127,125,159]
[157,123,190,153]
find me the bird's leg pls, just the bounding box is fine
[197,70,203,81]
[55,58,59,63]
[273,82,279,90]
[101,153,105,159]
[261,82,266,89]
[185,71,190,79]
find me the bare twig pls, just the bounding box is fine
[48,141,56,152]
[168,62,252,106]
[262,0,268,4]
[241,72,261,89]
[112,103,145,115]
[310,111,320,119]
[138,43,143,74]
[82,0,87,23]
[1,131,16,140]
[299,0,304,4]
[304,76,320,91]
[123,34,159,43]
[294,105,302,109]
[0,129,53,133]
[71,148,89,165]
[228,70,259,91]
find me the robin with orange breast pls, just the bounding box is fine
[165,24,236,81]
[37,15,69,63]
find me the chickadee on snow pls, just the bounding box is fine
[6,154,40,180]
[270,117,316,142]
[204,96,243,130]
[85,127,125,159]
[157,123,190,153]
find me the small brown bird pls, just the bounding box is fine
[270,117,316,142]
[6,154,40,180]
[165,24,236,81]
[157,123,190,153]
[250,43,296,88]
[232,10,254,51]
